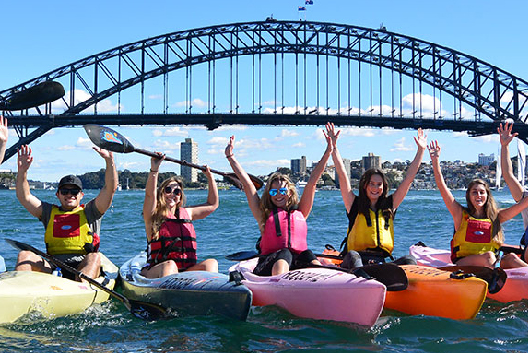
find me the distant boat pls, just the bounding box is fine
[117,184,123,191]
[296,180,317,193]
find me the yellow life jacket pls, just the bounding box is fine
[346,198,394,256]
[44,205,96,255]
[451,210,500,261]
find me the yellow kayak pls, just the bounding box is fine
[0,254,118,324]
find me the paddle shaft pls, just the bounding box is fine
[135,148,224,176]
[6,239,132,308]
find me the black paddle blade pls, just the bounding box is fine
[225,250,259,261]
[360,263,408,291]
[129,300,170,321]
[84,124,136,153]
[0,81,65,111]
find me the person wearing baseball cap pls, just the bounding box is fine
[14,144,118,282]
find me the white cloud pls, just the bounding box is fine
[280,129,299,137]
[76,136,94,149]
[152,127,189,137]
[51,90,121,114]
[152,139,181,151]
[390,137,413,152]
[292,142,305,148]
[148,94,163,100]
[58,145,75,150]
[174,98,207,108]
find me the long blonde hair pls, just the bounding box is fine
[151,176,186,241]
[260,172,299,224]
[465,179,503,243]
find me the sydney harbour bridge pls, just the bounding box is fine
[2,19,528,162]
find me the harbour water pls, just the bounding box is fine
[0,188,528,352]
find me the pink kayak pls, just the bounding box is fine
[409,243,528,303]
[230,258,386,327]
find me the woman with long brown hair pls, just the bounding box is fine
[225,133,332,276]
[326,122,427,267]
[142,154,219,278]
[429,140,528,268]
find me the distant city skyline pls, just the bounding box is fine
[2,1,527,182]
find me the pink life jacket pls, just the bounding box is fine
[147,207,197,270]
[259,207,308,255]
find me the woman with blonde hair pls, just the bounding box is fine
[142,154,219,278]
[429,140,528,268]
[225,133,332,276]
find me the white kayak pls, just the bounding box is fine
[119,253,253,320]
[0,253,118,324]
[229,258,386,327]
[410,243,528,303]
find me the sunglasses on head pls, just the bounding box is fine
[59,188,81,196]
[269,187,288,196]
[164,186,182,196]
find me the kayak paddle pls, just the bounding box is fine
[0,81,65,111]
[225,250,408,291]
[83,124,264,190]
[5,239,169,321]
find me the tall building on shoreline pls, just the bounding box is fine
[181,138,198,183]
[291,156,307,176]
[362,152,381,172]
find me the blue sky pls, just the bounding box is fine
[1,0,527,182]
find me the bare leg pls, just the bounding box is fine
[77,252,101,282]
[142,260,179,278]
[187,258,218,272]
[15,250,52,273]
[500,253,528,269]
[455,252,496,268]
[271,259,289,276]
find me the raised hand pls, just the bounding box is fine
[0,115,7,145]
[428,140,441,161]
[93,147,113,161]
[324,122,340,150]
[150,151,165,171]
[498,122,518,147]
[225,136,235,158]
[414,128,428,150]
[17,145,33,172]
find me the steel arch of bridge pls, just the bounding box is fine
[2,19,528,161]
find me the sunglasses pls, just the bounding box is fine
[164,186,182,196]
[269,187,288,196]
[59,188,81,196]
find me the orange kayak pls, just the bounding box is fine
[384,265,488,320]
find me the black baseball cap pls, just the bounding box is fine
[58,175,83,190]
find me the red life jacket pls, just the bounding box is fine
[147,207,197,270]
[259,207,308,255]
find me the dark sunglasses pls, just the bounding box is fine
[269,187,288,196]
[59,188,81,196]
[164,186,182,196]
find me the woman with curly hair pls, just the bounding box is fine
[142,153,219,278]
[225,133,332,276]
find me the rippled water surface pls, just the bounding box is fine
[1,188,527,352]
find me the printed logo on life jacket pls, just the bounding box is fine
[53,214,81,238]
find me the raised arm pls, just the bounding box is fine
[143,153,164,238]
[499,122,523,202]
[326,122,355,212]
[225,136,263,223]
[428,140,464,229]
[186,166,219,220]
[93,147,118,215]
[498,195,528,223]
[297,128,333,218]
[16,145,42,219]
[392,128,427,209]
[0,115,7,164]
